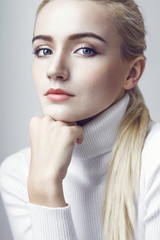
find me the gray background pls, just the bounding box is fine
[0,0,159,239]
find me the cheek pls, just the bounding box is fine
[32,60,45,92]
[79,61,124,96]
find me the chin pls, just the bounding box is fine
[41,104,79,123]
[43,111,77,123]
[41,105,94,124]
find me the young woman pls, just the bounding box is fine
[1,0,160,239]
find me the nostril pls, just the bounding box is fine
[56,75,64,80]
[47,74,64,80]
[47,70,69,81]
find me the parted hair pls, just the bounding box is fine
[35,1,150,239]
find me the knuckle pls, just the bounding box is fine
[43,115,50,121]
[29,116,41,129]
[30,116,40,122]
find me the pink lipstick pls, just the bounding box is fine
[45,88,73,101]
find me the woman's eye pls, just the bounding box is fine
[75,47,97,57]
[33,48,52,58]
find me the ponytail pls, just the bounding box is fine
[102,86,150,239]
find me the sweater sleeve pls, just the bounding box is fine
[142,123,160,240]
[29,203,77,240]
[0,148,78,240]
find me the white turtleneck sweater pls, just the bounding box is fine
[1,95,160,240]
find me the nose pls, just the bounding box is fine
[47,54,70,81]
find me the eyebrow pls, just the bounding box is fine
[32,32,106,44]
[68,32,106,43]
[32,35,53,44]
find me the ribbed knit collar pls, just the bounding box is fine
[73,94,129,159]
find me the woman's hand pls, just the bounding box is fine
[27,115,84,207]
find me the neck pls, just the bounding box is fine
[73,94,130,159]
[77,93,125,127]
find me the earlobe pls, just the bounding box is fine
[123,56,145,90]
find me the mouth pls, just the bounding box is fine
[45,88,74,101]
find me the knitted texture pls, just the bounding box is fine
[1,95,160,240]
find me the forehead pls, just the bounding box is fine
[34,0,118,41]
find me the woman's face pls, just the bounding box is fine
[32,0,130,123]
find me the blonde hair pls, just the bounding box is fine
[35,1,150,239]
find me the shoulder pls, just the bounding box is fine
[0,147,31,175]
[142,121,160,159]
[141,121,160,188]
[144,121,160,144]
[0,148,31,192]
[138,122,160,240]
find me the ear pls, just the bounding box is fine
[123,56,145,90]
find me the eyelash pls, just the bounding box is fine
[32,45,98,58]
[33,47,52,58]
[74,46,98,57]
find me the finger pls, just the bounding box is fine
[74,125,84,144]
[76,135,84,144]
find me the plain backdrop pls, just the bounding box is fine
[0,0,160,239]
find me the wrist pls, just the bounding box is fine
[28,178,67,208]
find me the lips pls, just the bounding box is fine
[45,88,73,101]
[45,88,72,96]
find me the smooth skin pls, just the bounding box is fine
[28,0,145,207]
